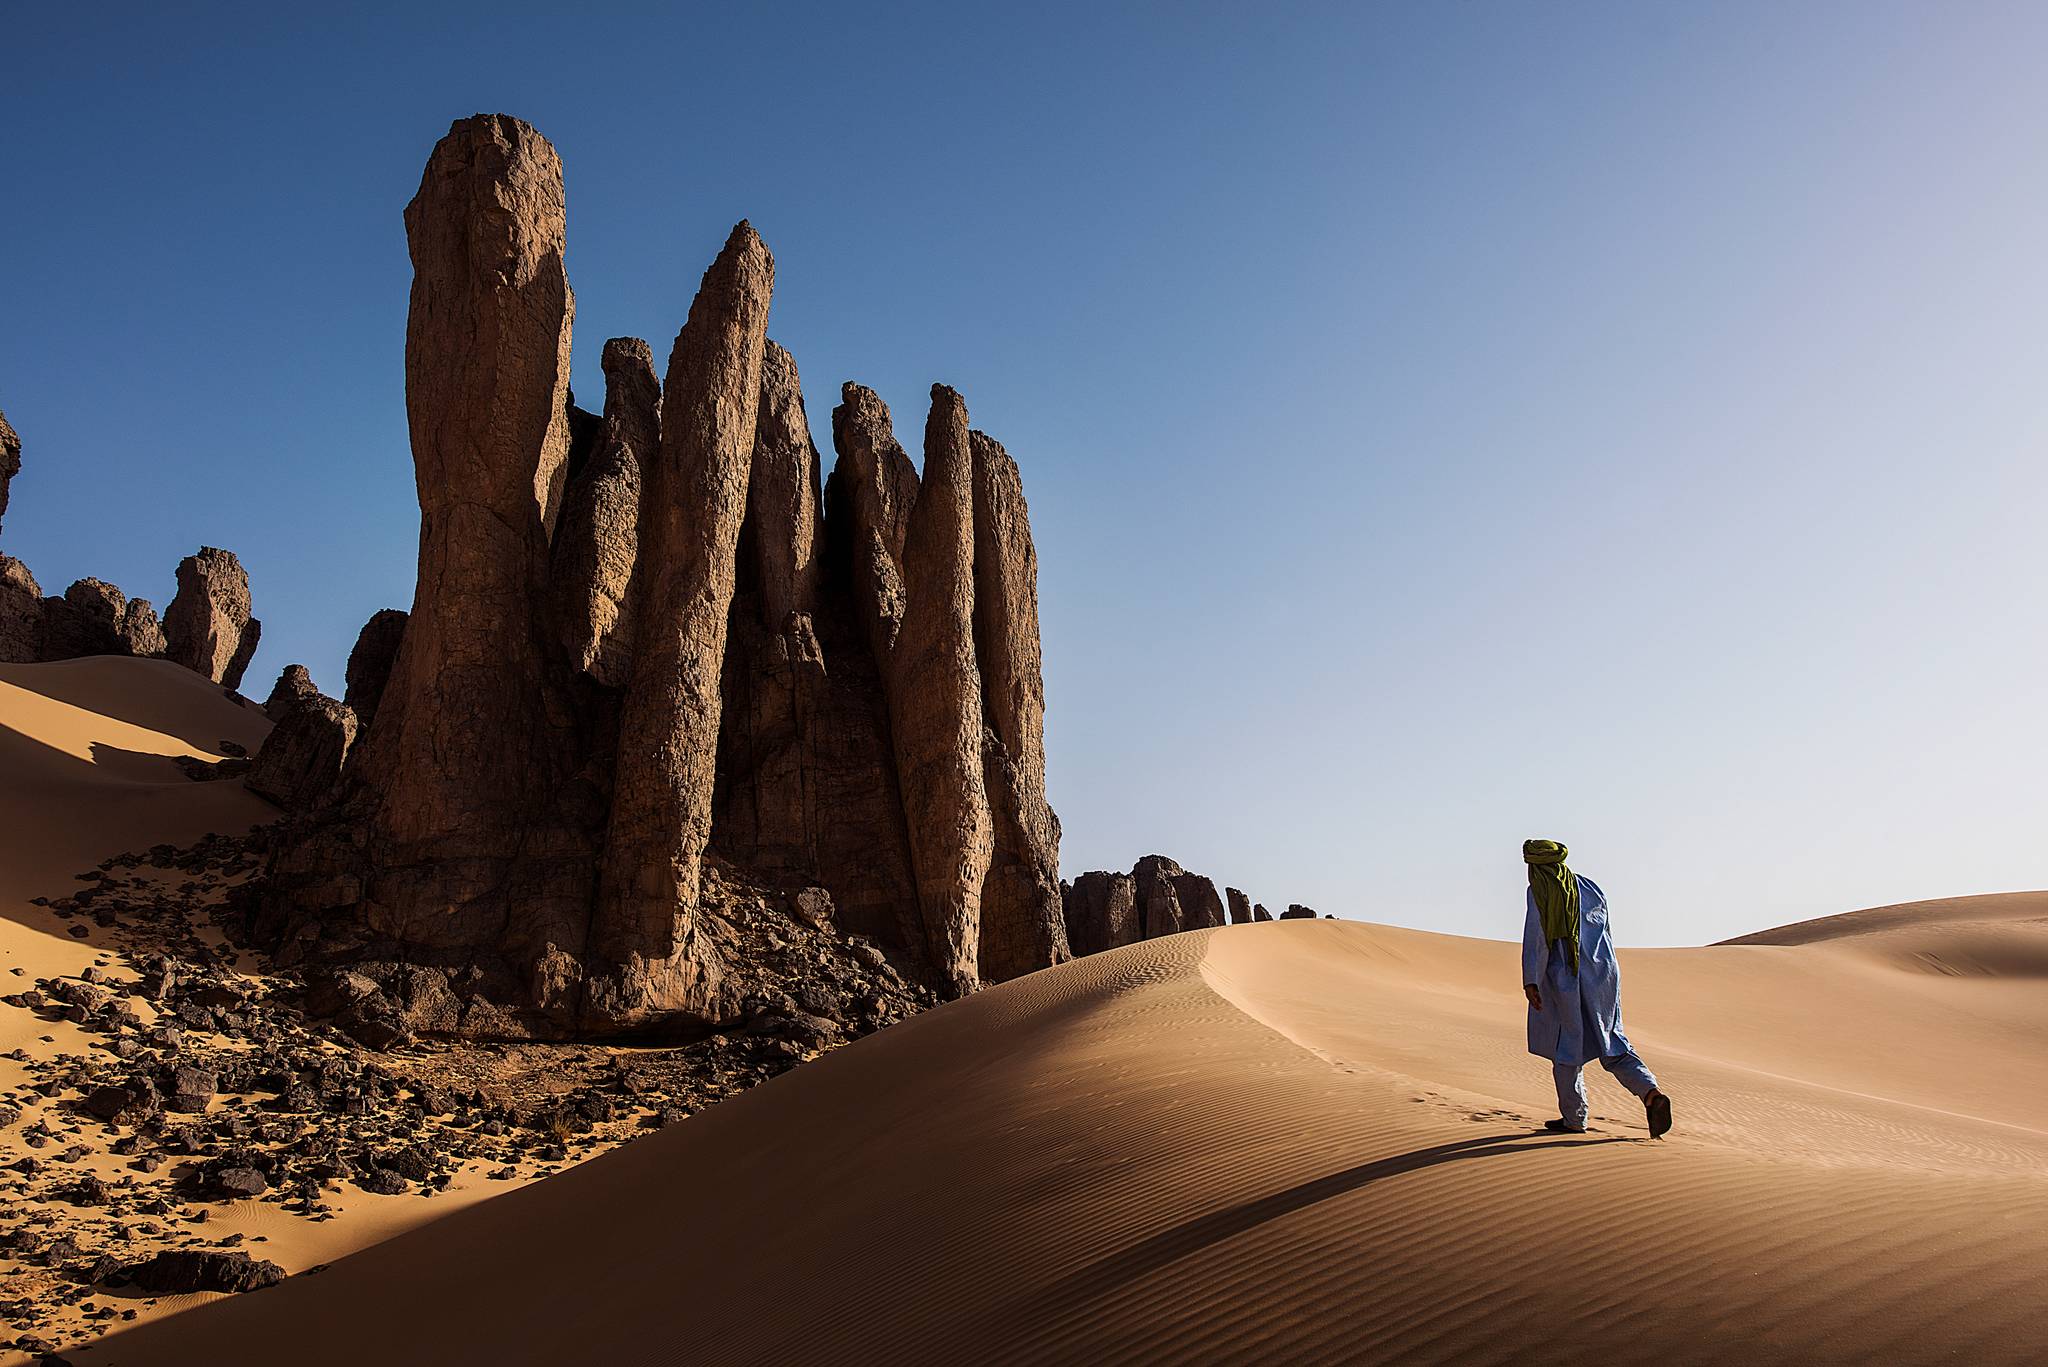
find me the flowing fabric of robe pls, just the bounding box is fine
[1522,874,1634,1066]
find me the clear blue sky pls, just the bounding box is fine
[6,2,2046,945]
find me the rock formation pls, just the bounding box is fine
[1061,859,1308,956]
[264,665,320,723]
[0,557,44,662]
[41,579,166,660]
[551,338,653,687]
[883,387,994,995]
[970,431,1069,982]
[342,609,407,727]
[0,406,18,540]
[1062,870,1137,958]
[0,402,266,677]
[248,690,356,811]
[252,114,1067,1040]
[592,219,773,1027]
[164,548,259,688]
[1281,904,1318,920]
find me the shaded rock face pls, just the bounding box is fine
[164,548,258,688]
[1131,855,1190,939]
[551,338,654,687]
[264,665,319,723]
[0,556,41,663]
[42,579,165,661]
[825,385,918,667]
[1062,859,1285,955]
[970,431,1069,982]
[258,115,1064,1039]
[1253,902,1274,922]
[883,387,994,994]
[248,690,357,811]
[1281,904,1318,920]
[0,407,18,540]
[342,112,590,981]
[343,609,407,728]
[1061,871,1137,957]
[593,220,775,1028]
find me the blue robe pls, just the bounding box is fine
[1522,874,1633,1067]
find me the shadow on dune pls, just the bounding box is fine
[0,657,262,754]
[1016,1130,1630,1322]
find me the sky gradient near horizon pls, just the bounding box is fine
[5,2,2046,946]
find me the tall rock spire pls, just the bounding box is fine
[887,386,995,994]
[969,430,1069,981]
[348,113,582,949]
[592,220,774,1025]
[552,336,657,686]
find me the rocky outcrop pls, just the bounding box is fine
[551,338,654,687]
[1280,904,1318,920]
[0,407,18,540]
[1130,855,1190,939]
[264,665,319,723]
[248,690,357,811]
[41,579,166,660]
[1062,871,1137,957]
[1175,871,1227,932]
[0,556,43,662]
[1062,859,1302,955]
[253,115,1066,1041]
[164,548,259,687]
[590,221,773,1027]
[342,609,407,728]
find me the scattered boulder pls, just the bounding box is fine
[122,1250,284,1295]
[163,547,259,687]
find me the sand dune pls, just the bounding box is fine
[75,889,2048,1362]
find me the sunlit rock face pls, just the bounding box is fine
[252,115,1064,1038]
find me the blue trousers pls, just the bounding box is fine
[1553,1050,1658,1129]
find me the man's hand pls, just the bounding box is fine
[1523,984,1542,1012]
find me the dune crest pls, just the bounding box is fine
[77,906,2048,1365]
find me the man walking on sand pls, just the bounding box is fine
[1522,839,1674,1138]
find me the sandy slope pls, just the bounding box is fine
[76,887,2048,1362]
[0,660,547,1362]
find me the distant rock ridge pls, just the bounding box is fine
[1060,858,1318,955]
[249,113,1069,1039]
[0,405,264,683]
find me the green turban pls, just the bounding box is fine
[1523,839,1580,974]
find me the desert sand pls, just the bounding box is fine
[7,659,2045,1364]
[0,660,577,1362]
